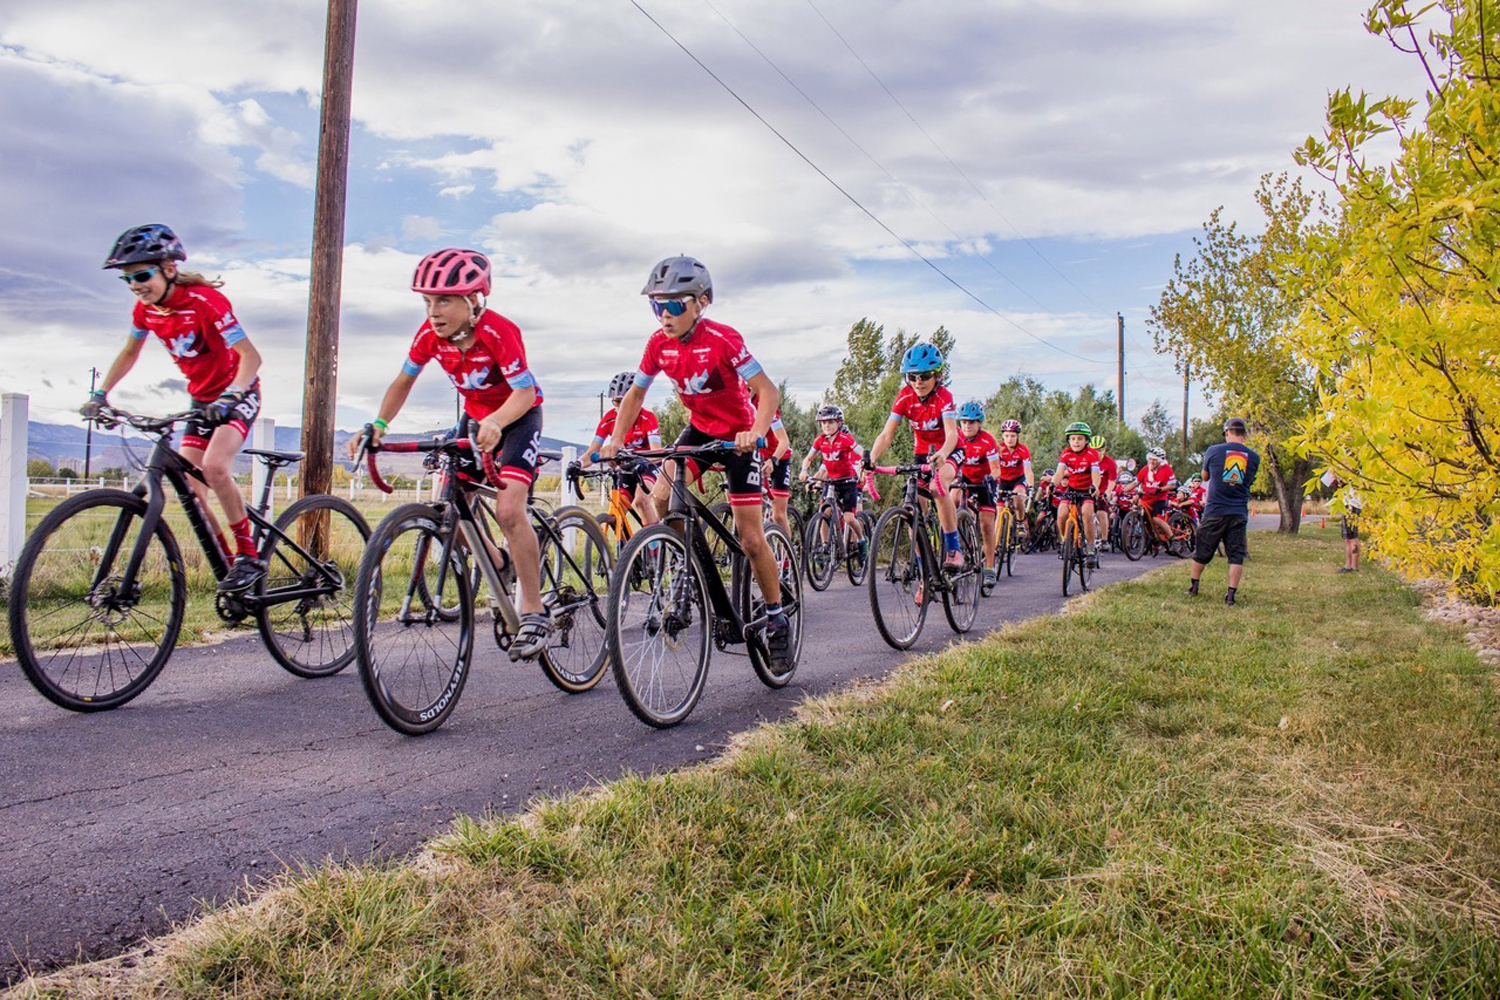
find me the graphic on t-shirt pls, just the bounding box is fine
[452,366,491,391]
[168,333,200,358]
[1222,451,1248,485]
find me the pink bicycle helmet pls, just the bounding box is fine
[1000,419,1022,434]
[412,248,491,296]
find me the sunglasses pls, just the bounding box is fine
[905,371,938,383]
[649,297,692,317]
[118,267,159,284]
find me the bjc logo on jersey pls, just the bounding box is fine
[677,369,713,395]
[168,333,200,358]
[451,366,491,391]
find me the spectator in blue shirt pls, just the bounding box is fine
[1187,417,1261,605]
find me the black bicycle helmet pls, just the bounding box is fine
[103,224,186,269]
[817,404,843,422]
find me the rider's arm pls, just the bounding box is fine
[743,371,780,447]
[868,417,899,463]
[98,335,147,396]
[938,417,959,463]
[605,385,647,456]
[228,337,262,388]
[1023,459,1034,490]
[351,369,419,455]
[476,386,537,451]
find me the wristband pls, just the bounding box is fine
[372,418,388,431]
[90,389,106,400]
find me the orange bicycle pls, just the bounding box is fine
[1057,489,1095,596]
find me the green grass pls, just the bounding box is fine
[15,530,1500,998]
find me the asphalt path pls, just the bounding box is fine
[0,515,1277,983]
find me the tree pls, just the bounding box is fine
[655,396,688,447]
[983,377,1130,467]
[1149,173,1328,531]
[1288,0,1500,598]
[27,458,54,478]
[825,319,954,463]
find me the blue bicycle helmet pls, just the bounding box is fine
[957,400,984,422]
[900,342,944,374]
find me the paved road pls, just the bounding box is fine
[2,521,1275,983]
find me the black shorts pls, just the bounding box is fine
[959,478,997,511]
[1194,514,1248,566]
[1341,515,1360,540]
[675,424,762,508]
[767,456,793,497]
[998,477,1026,497]
[181,379,262,450]
[820,478,860,514]
[618,464,659,496]
[452,407,544,488]
[1059,488,1094,508]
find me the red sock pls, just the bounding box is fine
[230,518,258,559]
[217,532,233,560]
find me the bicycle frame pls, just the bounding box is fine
[870,463,952,595]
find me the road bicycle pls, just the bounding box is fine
[951,479,1003,596]
[1026,491,1058,554]
[572,461,651,557]
[352,431,611,735]
[1119,494,1196,561]
[1057,489,1095,596]
[865,462,982,650]
[602,442,803,728]
[993,484,1028,579]
[802,475,876,591]
[8,405,370,711]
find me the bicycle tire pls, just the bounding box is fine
[607,524,711,728]
[995,507,1014,578]
[1167,511,1197,559]
[739,522,802,688]
[534,508,612,693]
[1122,511,1147,561]
[943,509,982,634]
[785,505,806,566]
[804,508,837,591]
[1061,522,1076,597]
[255,494,370,678]
[353,503,474,736]
[845,511,874,587]
[8,489,186,712]
[868,506,927,650]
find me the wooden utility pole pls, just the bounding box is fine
[1116,313,1125,427]
[1182,363,1190,459]
[300,0,358,501]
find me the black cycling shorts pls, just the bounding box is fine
[181,378,262,451]
[767,455,793,496]
[820,477,859,515]
[998,476,1026,496]
[674,424,762,507]
[1194,514,1248,565]
[959,477,997,511]
[452,407,545,488]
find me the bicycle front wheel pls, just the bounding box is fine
[943,509,982,634]
[869,507,927,650]
[535,508,612,693]
[255,494,370,678]
[803,508,837,591]
[1061,524,1076,597]
[8,490,186,712]
[607,524,711,728]
[1121,511,1147,561]
[845,511,874,587]
[353,504,474,736]
[1167,511,1197,559]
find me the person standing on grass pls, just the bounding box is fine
[1187,416,1260,605]
[1339,482,1362,573]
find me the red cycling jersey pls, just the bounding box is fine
[128,284,248,401]
[636,318,761,440]
[888,384,957,455]
[1098,453,1118,491]
[592,407,661,451]
[1140,461,1176,501]
[758,410,790,460]
[954,430,1000,483]
[995,442,1031,481]
[405,309,543,422]
[808,429,862,479]
[1055,446,1101,492]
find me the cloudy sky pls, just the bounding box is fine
[0,0,1428,443]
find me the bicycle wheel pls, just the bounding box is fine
[995,507,1014,578]
[255,494,370,679]
[1077,526,1093,592]
[943,509,982,634]
[8,490,185,712]
[1122,511,1147,561]
[607,524,711,727]
[803,508,837,591]
[738,523,803,688]
[1061,523,1076,597]
[869,506,927,650]
[845,511,873,587]
[353,503,474,736]
[1167,511,1197,559]
[534,508,611,693]
[785,505,806,566]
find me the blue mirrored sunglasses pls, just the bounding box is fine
[118,267,159,284]
[649,297,691,317]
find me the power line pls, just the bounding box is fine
[627,0,1110,367]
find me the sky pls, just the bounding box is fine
[0,0,1430,446]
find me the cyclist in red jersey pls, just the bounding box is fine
[953,401,1003,589]
[1050,421,1103,567]
[357,248,554,660]
[1139,446,1177,543]
[800,403,867,558]
[85,224,268,593]
[600,256,791,670]
[1092,435,1118,553]
[579,371,661,527]
[866,343,964,567]
[994,418,1034,527]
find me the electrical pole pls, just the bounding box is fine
[599,391,606,420]
[299,0,357,503]
[1116,313,1125,429]
[1182,363,1190,460]
[84,366,99,480]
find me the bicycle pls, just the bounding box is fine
[1027,491,1058,554]
[1119,494,1195,561]
[992,485,1026,579]
[352,431,611,735]
[8,406,370,711]
[802,475,876,590]
[1057,489,1095,596]
[602,442,804,728]
[952,479,1001,596]
[865,461,982,650]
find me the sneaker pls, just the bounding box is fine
[509,612,554,661]
[982,568,996,592]
[1087,548,1100,569]
[944,549,965,571]
[1186,586,1199,597]
[1224,592,1237,606]
[765,612,792,674]
[857,539,868,564]
[218,554,266,593]
[1337,567,1354,574]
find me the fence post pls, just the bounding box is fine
[251,417,276,519]
[0,393,29,577]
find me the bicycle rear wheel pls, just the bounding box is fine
[256,494,370,678]
[869,507,927,650]
[535,507,611,693]
[845,511,874,587]
[607,524,711,728]
[995,507,1014,578]
[739,522,802,688]
[943,509,982,634]
[803,508,837,591]
[353,504,474,736]
[8,490,185,712]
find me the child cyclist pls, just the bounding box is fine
[356,248,553,660]
[1140,445,1177,543]
[1050,421,1103,568]
[84,224,267,593]
[1092,435,1118,552]
[995,418,1034,526]
[799,403,867,560]
[952,401,1003,591]
[578,371,662,528]
[599,255,791,670]
[866,343,964,568]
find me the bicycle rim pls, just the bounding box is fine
[845,512,872,587]
[869,508,926,650]
[804,509,836,591]
[741,522,802,688]
[535,509,611,693]
[1061,527,1075,596]
[943,510,981,633]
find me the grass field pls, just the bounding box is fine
[11,529,1500,998]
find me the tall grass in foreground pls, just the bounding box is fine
[22,531,1500,998]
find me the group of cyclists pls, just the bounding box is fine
[82,222,1209,702]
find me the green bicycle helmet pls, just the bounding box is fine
[1064,421,1092,438]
